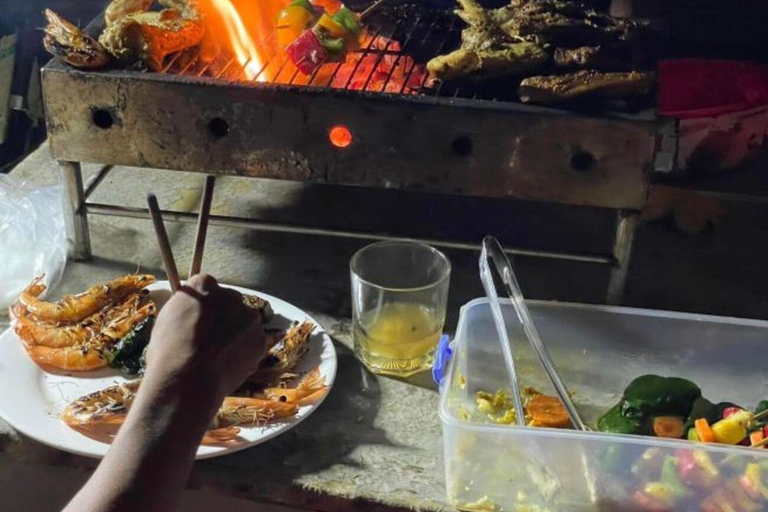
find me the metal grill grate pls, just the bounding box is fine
[148,6,514,101]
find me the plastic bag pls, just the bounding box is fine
[0,174,67,311]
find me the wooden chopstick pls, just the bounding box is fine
[147,193,182,293]
[188,175,216,279]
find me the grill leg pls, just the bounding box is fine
[59,160,92,261]
[606,210,638,305]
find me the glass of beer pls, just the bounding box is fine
[351,241,451,377]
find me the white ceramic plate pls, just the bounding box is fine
[0,281,337,459]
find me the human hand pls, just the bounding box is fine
[63,275,269,512]
[143,274,268,403]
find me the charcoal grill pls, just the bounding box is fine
[42,1,672,303]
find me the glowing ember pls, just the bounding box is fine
[330,36,431,93]
[192,0,431,92]
[329,125,353,147]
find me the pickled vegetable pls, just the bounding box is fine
[695,418,716,443]
[620,375,701,419]
[526,394,570,428]
[599,375,701,436]
[677,449,720,488]
[653,417,685,438]
[712,411,753,444]
[598,403,644,434]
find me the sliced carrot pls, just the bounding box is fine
[653,416,685,438]
[695,418,716,443]
[526,394,571,428]
[750,430,765,448]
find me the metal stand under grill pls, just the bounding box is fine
[43,4,669,304]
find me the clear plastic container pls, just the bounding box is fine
[440,298,768,512]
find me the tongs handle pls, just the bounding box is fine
[481,236,589,432]
[479,241,526,426]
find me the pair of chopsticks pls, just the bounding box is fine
[147,175,216,293]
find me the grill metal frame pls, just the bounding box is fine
[44,4,664,304]
[44,59,657,206]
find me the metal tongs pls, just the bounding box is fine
[479,236,589,431]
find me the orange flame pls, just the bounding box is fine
[201,0,286,82]
[196,0,429,93]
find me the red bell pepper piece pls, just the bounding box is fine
[286,30,328,75]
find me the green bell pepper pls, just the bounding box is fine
[332,7,361,35]
[289,0,314,13]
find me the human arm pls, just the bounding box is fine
[62,274,267,512]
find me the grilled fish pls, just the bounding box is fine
[427,42,548,81]
[467,0,646,47]
[518,70,654,104]
[429,0,647,82]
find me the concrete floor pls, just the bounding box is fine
[67,154,768,322]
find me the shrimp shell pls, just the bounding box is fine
[43,9,110,69]
[201,427,241,445]
[60,380,141,428]
[10,294,142,348]
[263,368,328,406]
[60,380,238,445]
[62,381,299,445]
[24,302,156,371]
[18,274,155,324]
[25,345,108,372]
[212,398,299,429]
[247,321,314,387]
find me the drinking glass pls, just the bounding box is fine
[351,241,451,376]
